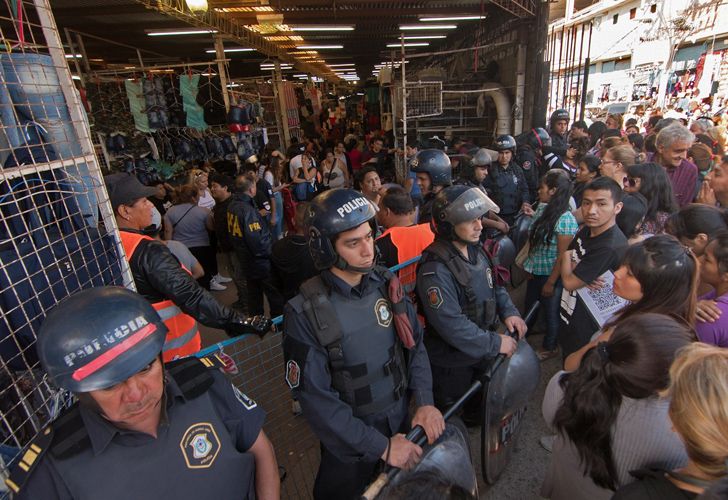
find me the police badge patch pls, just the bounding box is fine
[427,287,443,309]
[521,160,532,170]
[180,423,221,469]
[286,359,300,389]
[374,298,393,327]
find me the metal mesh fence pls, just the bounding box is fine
[0,0,131,491]
[393,81,443,119]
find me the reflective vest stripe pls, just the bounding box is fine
[119,231,201,361]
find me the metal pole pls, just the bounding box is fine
[214,35,231,111]
[273,61,291,147]
[401,34,407,154]
[63,28,85,87]
[568,25,578,117]
[574,23,586,121]
[514,29,527,135]
[579,22,593,121]
[556,26,565,112]
[561,26,571,109]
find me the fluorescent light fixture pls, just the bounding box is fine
[291,26,354,31]
[420,15,485,21]
[71,75,81,80]
[328,63,356,67]
[399,24,456,30]
[296,45,343,49]
[205,48,254,53]
[293,74,308,77]
[227,83,240,88]
[402,35,446,40]
[147,29,217,36]
[65,54,82,59]
[185,0,208,13]
[201,72,217,76]
[387,43,429,47]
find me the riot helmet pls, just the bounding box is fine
[549,109,570,126]
[37,287,168,393]
[472,148,493,167]
[494,135,517,152]
[411,149,452,187]
[432,185,500,241]
[531,127,552,149]
[307,188,377,272]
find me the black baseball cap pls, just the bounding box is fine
[105,173,157,210]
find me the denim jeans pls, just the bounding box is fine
[1,53,97,225]
[272,191,284,239]
[525,274,563,351]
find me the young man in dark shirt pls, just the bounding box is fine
[559,177,628,357]
[271,203,318,301]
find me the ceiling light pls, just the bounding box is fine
[293,74,308,77]
[402,35,447,40]
[399,24,456,30]
[65,54,82,59]
[147,29,217,36]
[328,63,355,67]
[205,48,254,53]
[291,26,354,31]
[296,45,343,50]
[387,43,429,47]
[420,15,485,21]
[71,75,81,80]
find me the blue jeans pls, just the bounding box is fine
[272,191,284,239]
[525,274,563,351]
[1,53,97,225]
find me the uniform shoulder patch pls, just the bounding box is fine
[285,359,301,389]
[282,335,309,391]
[427,286,444,309]
[374,298,393,327]
[5,425,54,495]
[521,160,532,170]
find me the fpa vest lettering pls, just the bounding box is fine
[336,197,369,218]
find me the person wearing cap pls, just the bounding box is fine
[282,188,444,500]
[105,173,269,362]
[5,287,279,500]
[416,185,526,417]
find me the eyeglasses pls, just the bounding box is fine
[624,177,639,187]
[601,159,620,165]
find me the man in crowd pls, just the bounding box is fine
[455,152,510,236]
[7,287,277,499]
[404,140,422,206]
[272,203,318,301]
[483,135,531,226]
[283,189,444,499]
[416,185,526,417]
[558,177,627,357]
[361,136,388,174]
[568,120,589,141]
[106,173,267,361]
[210,174,248,313]
[228,173,284,317]
[411,149,452,224]
[652,124,698,207]
[358,166,382,207]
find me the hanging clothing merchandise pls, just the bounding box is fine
[141,76,169,130]
[179,74,207,131]
[163,74,186,128]
[124,79,152,133]
[196,74,226,126]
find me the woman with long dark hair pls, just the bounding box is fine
[665,204,728,256]
[625,162,678,234]
[541,313,692,499]
[522,170,578,360]
[573,154,600,207]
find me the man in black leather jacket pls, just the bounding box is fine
[227,172,285,317]
[106,173,270,360]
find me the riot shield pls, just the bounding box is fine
[480,338,540,484]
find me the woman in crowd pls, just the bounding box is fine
[616,192,649,244]
[695,231,728,347]
[164,185,216,290]
[522,170,579,360]
[562,137,589,177]
[599,144,638,185]
[599,136,627,157]
[588,121,608,152]
[346,137,362,173]
[291,152,319,202]
[698,155,728,207]
[606,113,624,132]
[573,154,600,207]
[320,148,349,189]
[665,204,728,256]
[541,313,692,499]
[625,162,678,234]
[188,168,216,210]
[264,153,289,240]
[334,140,352,178]
[614,343,728,499]
[564,234,698,371]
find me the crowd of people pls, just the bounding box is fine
[7,104,728,500]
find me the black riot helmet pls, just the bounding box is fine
[550,108,570,126]
[37,287,168,393]
[527,127,552,150]
[411,149,452,187]
[307,188,377,272]
[494,135,517,152]
[432,185,500,241]
[472,148,493,167]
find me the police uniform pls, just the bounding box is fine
[8,358,265,500]
[483,162,531,225]
[282,268,434,500]
[416,240,519,408]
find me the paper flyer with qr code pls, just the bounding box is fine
[576,271,629,327]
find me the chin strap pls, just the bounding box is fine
[333,255,375,274]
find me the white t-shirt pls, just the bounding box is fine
[197,188,215,210]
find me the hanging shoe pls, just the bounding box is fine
[213,273,233,283]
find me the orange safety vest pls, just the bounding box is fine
[119,231,201,362]
[377,223,435,292]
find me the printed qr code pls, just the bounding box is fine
[587,284,624,312]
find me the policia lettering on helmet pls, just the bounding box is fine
[416,186,528,413]
[483,135,532,227]
[411,149,452,224]
[105,173,269,362]
[5,287,279,500]
[282,188,445,500]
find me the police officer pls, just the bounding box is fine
[483,135,532,226]
[106,173,268,362]
[548,108,570,157]
[411,149,452,224]
[227,172,285,317]
[282,188,445,500]
[416,185,527,413]
[455,151,510,237]
[6,287,277,500]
